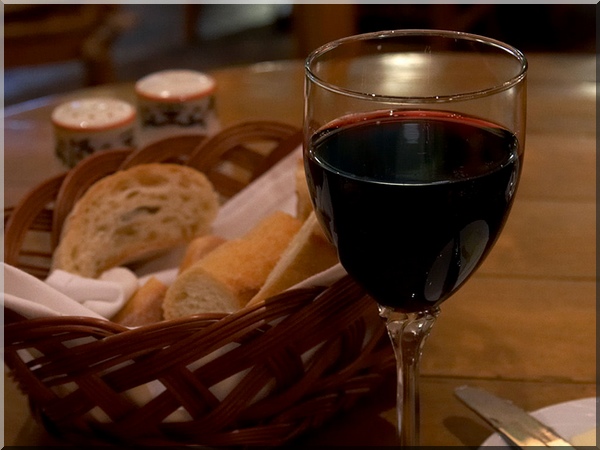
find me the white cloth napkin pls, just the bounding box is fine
[45,267,138,317]
[211,144,301,239]
[3,145,347,322]
[3,263,107,320]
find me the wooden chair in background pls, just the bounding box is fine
[4,5,131,86]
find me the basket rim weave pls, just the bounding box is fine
[3,120,394,447]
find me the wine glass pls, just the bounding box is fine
[303,29,527,446]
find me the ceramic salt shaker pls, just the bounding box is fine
[52,97,137,168]
[135,69,219,145]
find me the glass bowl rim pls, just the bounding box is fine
[305,29,528,104]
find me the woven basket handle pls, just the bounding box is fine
[4,173,66,274]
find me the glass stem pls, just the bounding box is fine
[379,305,441,447]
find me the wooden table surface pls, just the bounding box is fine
[4,53,596,447]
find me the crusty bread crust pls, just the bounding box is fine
[178,234,227,273]
[247,212,338,307]
[52,163,219,278]
[113,276,167,327]
[163,211,302,318]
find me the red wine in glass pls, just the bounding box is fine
[306,109,522,313]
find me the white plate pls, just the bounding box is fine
[480,396,598,447]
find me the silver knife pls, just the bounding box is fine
[454,385,575,448]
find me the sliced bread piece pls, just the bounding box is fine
[247,211,338,307]
[178,234,227,273]
[163,210,302,318]
[52,163,219,278]
[113,276,167,327]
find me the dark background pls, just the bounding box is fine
[4,4,595,106]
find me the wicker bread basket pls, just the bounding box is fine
[4,121,395,446]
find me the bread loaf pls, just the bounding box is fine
[163,211,302,318]
[113,276,167,327]
[247,212,338,306]
[52,163,219,278]
[178,234,227,273]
